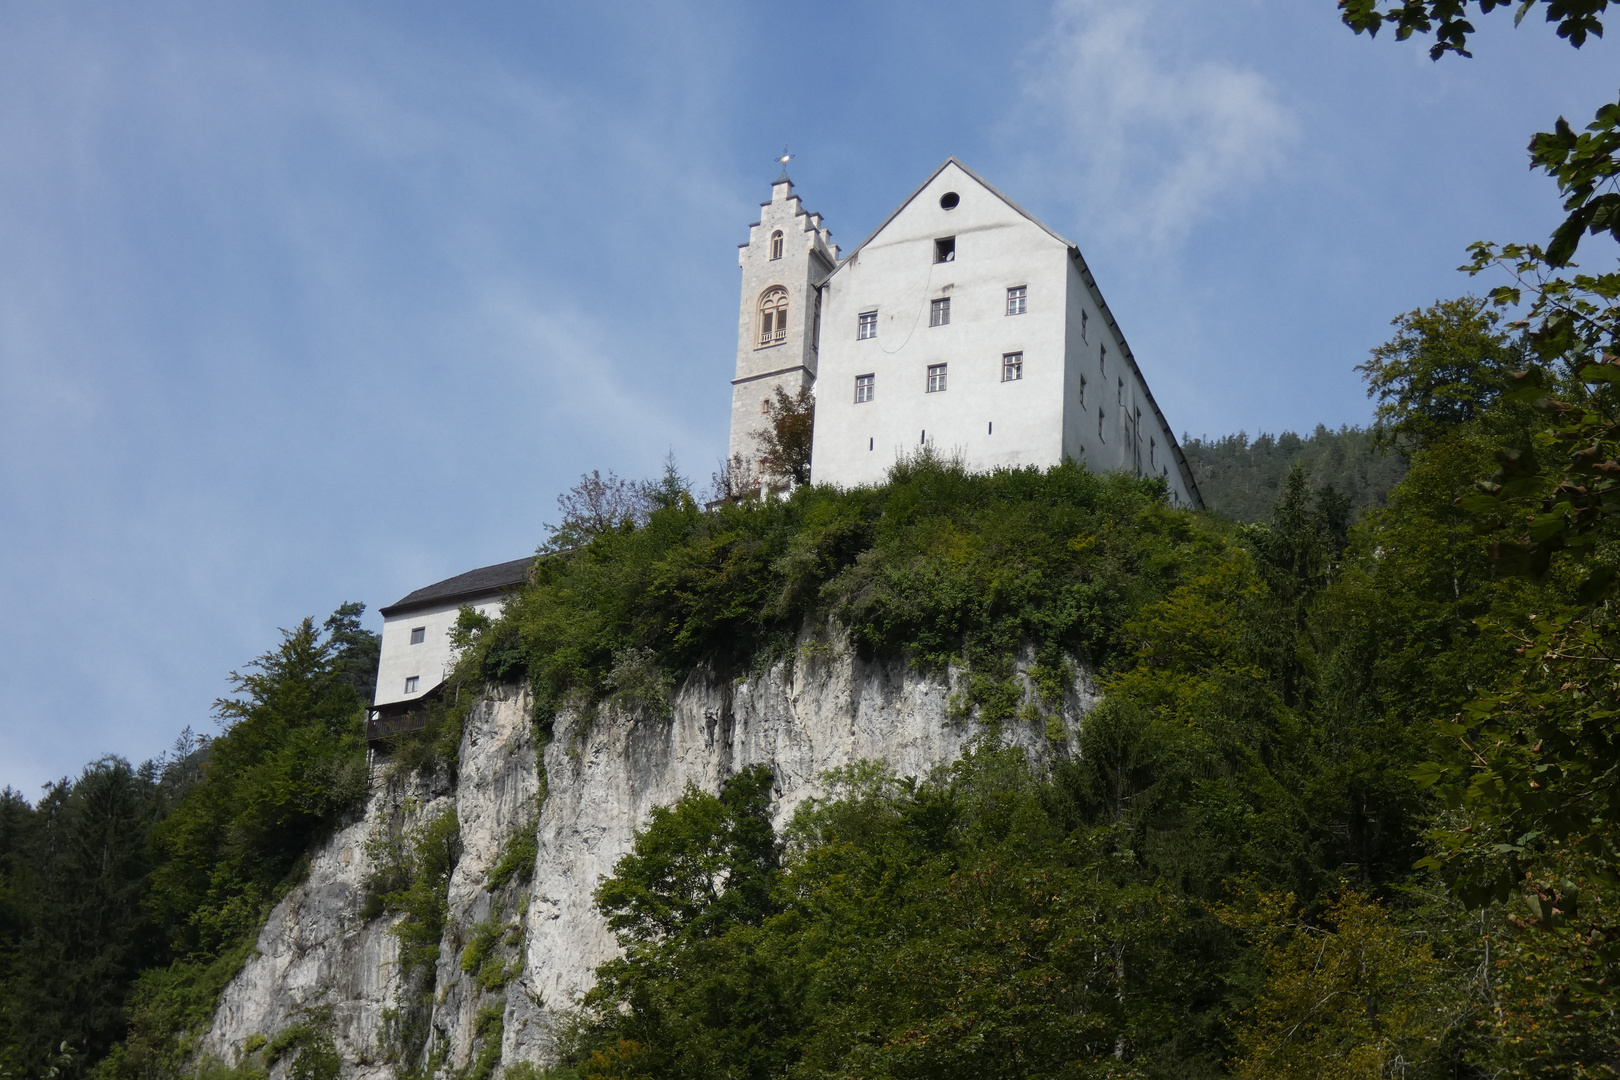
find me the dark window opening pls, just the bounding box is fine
[939,191,960,210]
[934,236,955,263]
[409,626,426,645]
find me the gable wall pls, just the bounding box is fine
[811,163,1071,487]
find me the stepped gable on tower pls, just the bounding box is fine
[728,170,839,480]
[728,157,1203,510]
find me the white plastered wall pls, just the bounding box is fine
[812,162,1073,488]
[373,593,509,708]
[1061,254,1196,507]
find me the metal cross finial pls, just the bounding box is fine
[774,147,794,183]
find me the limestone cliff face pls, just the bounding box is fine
[199,647,1096,1076]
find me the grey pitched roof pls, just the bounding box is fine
[378,556,535,616]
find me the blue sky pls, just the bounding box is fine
[1,1,1613,794]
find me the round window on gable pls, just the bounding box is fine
[939,191,960,210]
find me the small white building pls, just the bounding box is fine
[730,158,1202,507]
[369,557,533,734]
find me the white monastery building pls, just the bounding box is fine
[730,158,1202,508]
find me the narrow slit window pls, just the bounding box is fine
[1099,344,1106,376]
[409,626,425,645]
[1117,377,1124,405]
[1098,407,1105,443]
[927,363,947,393]
[1081,310,1089,341]
[1001,352,1023,381]
[930,297,951,327]
[857,310,878,340]
[1150,437,1156,468]
[934,236,955,263]
[1006,286,1027,315]
[1079,374,1087,407]
[854,374,875,403]
[405,675,420,694]
[769,230,784,260]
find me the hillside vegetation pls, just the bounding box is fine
[5,286,1620,1078]
[449,295,1613,1078]
[1181,425,1406,522]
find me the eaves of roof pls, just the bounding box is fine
[378,556,535,617]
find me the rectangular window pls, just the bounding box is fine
[934,236,955,263]
[854,374,875,403]
[927,363,947,393]
[409,626,425,645]
[1001,352,1023,381]
[929,297,951,327]
[857,310,878,340]
[1081,310,1089,341]
[405,675,420,693]
[1006,286,1027,315]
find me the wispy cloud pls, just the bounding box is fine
[1020,0,1297,249]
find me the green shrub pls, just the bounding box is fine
[486,821,538,893]
[465,1006,504,1080]
[494,457,1206,725]
[459,916,516,993]
[363,807,460,983]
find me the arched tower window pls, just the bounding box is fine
[758,287,788,348]
[769,230,784,260]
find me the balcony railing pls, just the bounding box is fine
[366,709,429,745]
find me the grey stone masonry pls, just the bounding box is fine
[728,177,839,482]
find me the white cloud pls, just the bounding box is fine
[1021,0,1297,249]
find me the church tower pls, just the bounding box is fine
[729,168,838,481]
